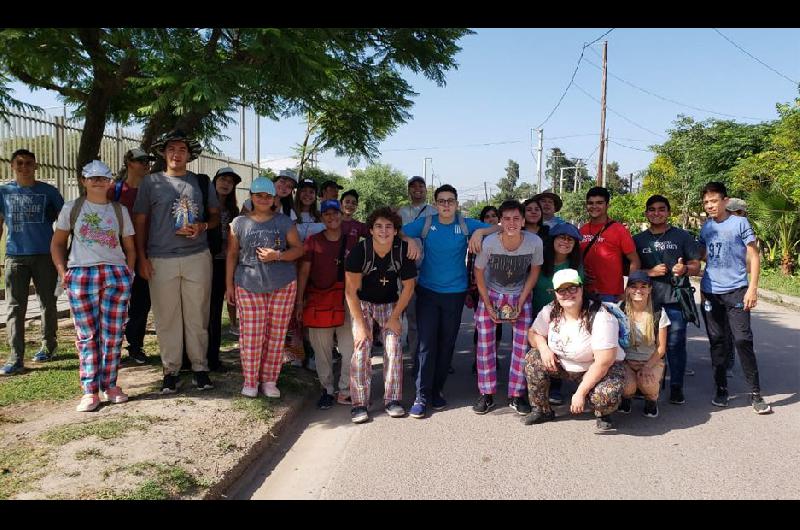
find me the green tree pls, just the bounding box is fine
[748,190,799,275]
[347,164,409,221]
[605,161,629,196]
[496,159,520,200]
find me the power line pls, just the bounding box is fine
[573,82,667,139]
[713,28,798,85]
[584,49,768,121]
[382,139,523,152]
[534,28,615,129]
[609,139,653,152]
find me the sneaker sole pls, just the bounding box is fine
[161,388,177,394]
[669,398,686,404]
[386,410,406,418]
[351,415,369,424]
[643,411,659,418]
[472,404,496,415]
[431,404,446,411]
[753,406,772,414]
[711,400,728,407]
[409,411,426,419]
[618,408,632,414]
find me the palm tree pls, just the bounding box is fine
[748,190,800,275]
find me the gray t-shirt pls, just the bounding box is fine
[232,214,297,293]
[474,231,543,294]
[624,310,671,362]
[56,199,134,268]
[398,203,435,225]
[132,171,220,258]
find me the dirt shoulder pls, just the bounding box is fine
[0,322,317,500]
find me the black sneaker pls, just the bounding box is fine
[317,390,334,410]
[750,393,772,415]
[618,398,632,414]
[431,393,447,411]
[129,349,147,365]
[508,396,531,415]
[522,409,555,426]
[596,415,614,431]
[669,385,685,405]
[643,400,659,418]
[385,400,406,418]
[161,374,179,394]
[711,386,729,407]
[351,406,369,424]
[548,389,564,406]
[192,371,214,390]
[472,394,495,415]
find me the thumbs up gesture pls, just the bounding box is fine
[672,257,687,277]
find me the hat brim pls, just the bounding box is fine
[533,193,563,212]
[214,172,242,185]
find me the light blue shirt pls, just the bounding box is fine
[699,215,756,294]
[403,214,489,293]
[0,181,64,256]
[543,216,565,229]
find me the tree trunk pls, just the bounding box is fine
[781,254,795,276]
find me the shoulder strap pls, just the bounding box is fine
[113,180,124,202]
[582,220,615,258]
[421,213,434,239]
[112,202,125,242]
[457,213,468,237]
[361,238,374,275]
[392,237,404,272]
[413,204,430,221]
[337,233,348,282]
[69,196,87,233]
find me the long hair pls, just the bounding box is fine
[541,235,583,278]
[549,288,602,335]
[622,290,656,349]
[279,195,293,216]
[294,191,320,222]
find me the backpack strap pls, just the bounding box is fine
[360,238,374,275]
[113,180,124,202]
[457,213,468,237]
[112,202,125,246]
[583,220,615,258]
[69,196,87,233]
[196,173,210,221]
[421,213,434,239]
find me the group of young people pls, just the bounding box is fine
[0,131,771,429]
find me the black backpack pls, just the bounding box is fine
[360,236,405,292]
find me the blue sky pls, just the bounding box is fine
[9,28,799,200]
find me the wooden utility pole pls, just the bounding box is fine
[484,181,489,202]
[596,41,608,187]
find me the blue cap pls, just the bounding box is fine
[250,176,276,195]
[320,199,341,213]
[627,269,652,285]
[549,222,581,242]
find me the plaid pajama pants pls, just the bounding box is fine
[475,290,532,397]
[236,281,297,388]
[66,265,132,395]
[350,301,403,407]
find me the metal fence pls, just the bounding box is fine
[0,110,263,203]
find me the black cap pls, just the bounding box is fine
[408,176,426,186]
[298,178,317,190]
[320,179,344,190]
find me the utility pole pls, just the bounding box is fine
[535,128,544,193]
[604,129,610,184]
[596,41,608,187]
[484,181,489,202]
[255,113,260,170]
[574,159,581,193]
[629,172,634,193]
[239,106,246,161]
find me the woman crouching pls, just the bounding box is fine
[522,268,625,431]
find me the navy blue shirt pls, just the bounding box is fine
[0,181,64,256]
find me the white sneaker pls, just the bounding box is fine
[241,385,258,398]
[261,382,281,398]
[76,393,100,412]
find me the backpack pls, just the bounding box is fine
[113,179,124,202]
[196,173,223,256]
[360,236,405,292]
[68,196,125,253]
[592,300,632,350]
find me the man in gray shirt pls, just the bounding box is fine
[133,130,220,394]
[397,176,434,358]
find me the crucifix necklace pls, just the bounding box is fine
[273,235,283,248]
[379,276,389,287]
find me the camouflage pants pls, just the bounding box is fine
[524,348,625,417]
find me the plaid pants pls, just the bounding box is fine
[524,348,625,417]
[236,281,297,388]
[66,265,132,394]
[475,290,531,397]
[350,301,403,407]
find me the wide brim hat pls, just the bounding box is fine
[150,130,203,161]
[549,222,582,242]
[532,190,563,212]
[214,166,242,185]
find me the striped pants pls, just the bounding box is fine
[236,281,297,388]
[350,301,403,407]
[66,265,132,394]
[475,290,531,398]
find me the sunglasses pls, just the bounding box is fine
[551,285,580,296]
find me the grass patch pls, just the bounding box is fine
[232,395,275,423]
[40,414,165,446]
[759,268,800,298]
[277,365,315,394]
[102,461,200,500]
[0,445,51,500]
[0,351,81,407]
[174,398,196,406]
[0,413,24,424]
[74,448,104,461]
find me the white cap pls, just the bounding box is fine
[81,160,113,179]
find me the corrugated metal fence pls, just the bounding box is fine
[0,110,262,203]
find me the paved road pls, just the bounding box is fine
[233,297,799,500]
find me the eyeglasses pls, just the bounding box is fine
[436,198,457,206]
[552,285,580,296]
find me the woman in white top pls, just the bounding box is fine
[50,161,136,412]
[618,270,669,418]
[522,268,625,431]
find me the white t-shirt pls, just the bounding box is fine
[530,303,625,372]
[625,310,671,362]
[56,199,134,268]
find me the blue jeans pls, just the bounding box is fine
[661,303,687,389]
[414,286,466,403]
